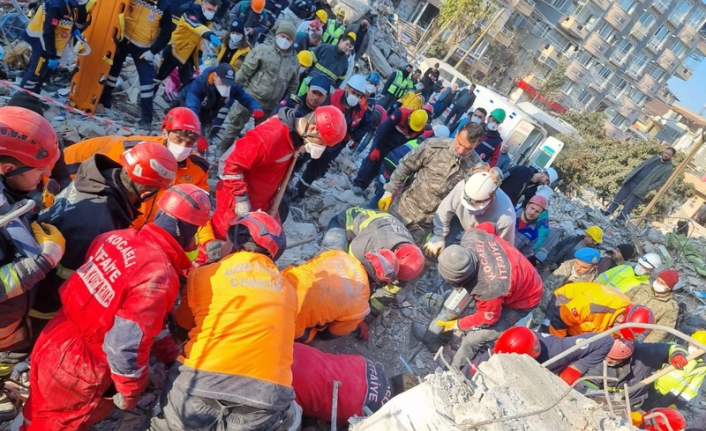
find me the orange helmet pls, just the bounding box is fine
[0,106,60,168]
[251,0,265,13]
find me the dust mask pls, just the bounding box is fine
[299,66,307,74]
[202,8,215,19]
[276,37,292,50]
[216,84,230,97]
[486,122,498,131]
[229,33,243,46]
[634,265,647,276]
[652,281,670,294]
[470,116,482,124]
[167,141,192,162]
[365,84,376,95]
[346,94,359,106]
[304,142,327,159]
[465,202,491,216]
[689,345,700,356]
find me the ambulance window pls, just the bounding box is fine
[533,147,555,168]
[505,130,528,152]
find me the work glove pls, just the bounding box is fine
[436,319,459,332]
[234,195,252,216]
[42,179,60,209]
[368,148,380,161]
[209,34,222,47]
[196,136,209,154]
[204,239,225,263]
[353,321,369,341]
[670,351,688,370]
[113,392,140,410]
[252,109,265,120]
[32,222,65,268]
[47,59,59,70]
[377,191,392,212]
[559,366,582,385]
[139,50,155,63]
[423,235,445,258]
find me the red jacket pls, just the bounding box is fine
[291,344,392,424]
[59,224,192,396]
[212,114,298,239]
[457,222,542,330]
[330,89,365,141]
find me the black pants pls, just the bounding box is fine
[444,104,468,126]
[293,141,346,196]
[155,48,195,90]
[100,40,155,123]
[606,180,642,220]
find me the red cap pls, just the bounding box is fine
[657,269,679,289]
[528,194,548,210]
[394,243,424,281]
[493,327,541,359]
[157,184,211,226]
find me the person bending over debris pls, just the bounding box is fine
[500,165,557,207]
[292,343,419,425]
[21,185,211,430]
[582,338,689,409]
[598,252,662,293]
[321,206,425,321]
[467,327,615,386]
[414,222,543,368]
[152,211,301,431]
[542,225,603,270]
[283,249,399,343]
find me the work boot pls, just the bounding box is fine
[411,322,451,353]
[0,392,17,421]
[352,186,364,196]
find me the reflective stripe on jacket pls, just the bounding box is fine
[387,70,413,99]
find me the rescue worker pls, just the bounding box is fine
[322,9,346,45]
[151,211,301,430]
[380,64,415,110]
[450,107,487,137]
[218,22,300,153]
[321,206,425,321]
[420,222,543,367]
[514,194,550,260]
[292,344,418,425]
[551,248,601,284]
[597,242,636,275]
[99,0,173,129]
[425,165,515,256]
[599,253,663,294]
[500,165,557,207]
[297,49,314,75]
[546,282,654,340]
[290,74,371,200]
[212,106,347,240]
[178,62,263,139]
[216,19,251,71]
[154,0,221,89]
[582,338,689,409]
[21,0,88,93]
[32,142,178,337]
[271,75,329,118]
[543,225,603,270]
[346,19,371,61]
[278,0,316,29]
[293,26,322,52]
[475,108,506,167]
[377,122,484,245]
[230,0,268,45]
[283,249,399,343]
[467,327,615,386]
[303,32,355,90]
[644,330,706,410]
[295,9,327,34]
[626,269,680,343]
[261,0,290,42]
[351,108,428,195]
[0,107,64,420]
[21,184,212,430]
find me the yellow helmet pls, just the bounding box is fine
[585,225,603,244]
[298,50,313,68]
[336,9,346,17]
[346,31,357,42]
[692,330,706,346]
[315,9,328,23]
[409,109,428,132]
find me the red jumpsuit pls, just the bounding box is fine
[21,225,191,431]
[212,115,298,240]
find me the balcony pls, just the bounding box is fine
[538,44,561,67]
[605,86,625,103]
[637,74,660,97]
[657,49,680,73]
[618,99,640,119]
[605,121,624,139]
[667,11,689,28]
[675,65,693,80]
[626,62,647,80]
[605,3,631,32]
[565,59,591,85]
[584,32,610,57]
[589,0,610,10]
[646,36,667,54]
[488,26,513,47]
[651,0,672,14]
[559,16,589,40]
[589,77,609,92]
[466,55,492,74]
[678,25,699,48]
[609,48,631,67]
[629,22,652,41]
[699,40,706,56]
[511,0,535,16]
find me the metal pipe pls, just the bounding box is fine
[603,361,614,417]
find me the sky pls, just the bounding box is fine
[668,59,706,115]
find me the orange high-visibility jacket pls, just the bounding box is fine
[549,282,631,338]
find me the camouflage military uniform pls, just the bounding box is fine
[386,138,481,245]
[626,284,679,343]
[552,259,598,284]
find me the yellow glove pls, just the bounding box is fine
[436,319,459,332]
[42,179,60,209]
[377,191,392,212]
[31,222,65,267]
[423,235,445,258]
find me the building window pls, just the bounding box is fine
[637,11,657,29]
[671,0,693,25]
[611,115,627,128]
[531,21,551,38]
[618,0,637,14]
[671,40,687,58]
[549,0,568,11]
[630,91,647,105]
[650,66,666,82]
[686,7,706,29]
[577,90,593,104]
[597,21,617,42]
[628,52,649,77]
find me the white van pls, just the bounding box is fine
[418,57,471,88]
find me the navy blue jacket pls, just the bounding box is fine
[475,130,502,165]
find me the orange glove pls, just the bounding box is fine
[368,148,380,161]
[559,366,582,385]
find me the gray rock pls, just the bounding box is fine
[77,121,108,139]
[340,189,366,206]
[368,44,393,78]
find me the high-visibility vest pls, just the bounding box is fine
[387,70,413,99]
[322,20,344,45]
[654,358,706,402]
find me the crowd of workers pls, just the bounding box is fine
[1,0,702,428]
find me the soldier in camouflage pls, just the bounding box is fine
[550,248,600,284]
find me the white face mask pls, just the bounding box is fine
[365,84,376,95]
[486,122,498,131]
[230,33,243,45]
[465,201,491,216]
[202,9,215,19]
[304,142,326,159]
[652,281,670,293]
[276,36,292,50]
[299,66,307,74]
[346,93,359,106]
[470,116,482,124]
[167,141,192,162]
[216,84,230,97]
[634,264,648,276]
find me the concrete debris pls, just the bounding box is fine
[351,354,631,431]
[329,0,371,24]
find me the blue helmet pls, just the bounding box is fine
[366,71,382,86]
[574,248,600,264]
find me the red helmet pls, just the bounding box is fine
[527,194,548,210]
[229,211,286,260]
[606,338,634,361]
[493,327,541,359]
[643,408,686,431]
[364,249,400,284]
[619,304,655,340]
[394,243,424,281]
[157,184,211,227]
[422,103,434,115]
[162,107,201,136]
[0,106,60,168]
[313,106,347,146]
[120,141,178,189]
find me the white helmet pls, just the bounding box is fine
[638,253,662,272]
[544,167,558,184]
[461,167,502,214]
[535,184,554,200]
[433,125,450,138]
[347,74,367,94]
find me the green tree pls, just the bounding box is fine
[417,0,489,62]
[536,58,568,104]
